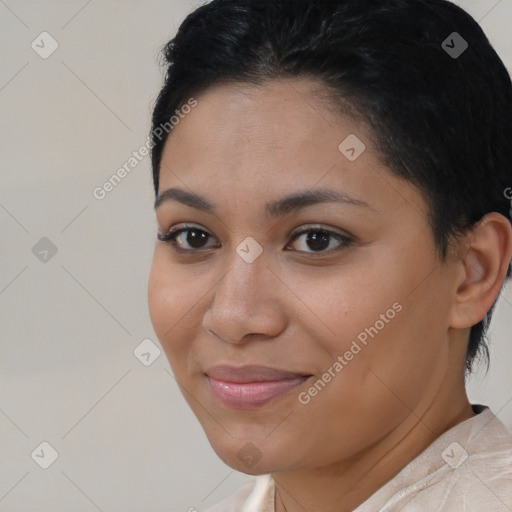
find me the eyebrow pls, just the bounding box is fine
[154,186,371,216]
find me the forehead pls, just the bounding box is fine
[158,78,427,219]
[161,79,365,178]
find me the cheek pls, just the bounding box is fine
[289,262,402,361]
[296,248,449,407]
[147,250,203,364]
[147,253,172,339]
[318,276,449,416]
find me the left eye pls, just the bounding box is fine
[286,228,352,254]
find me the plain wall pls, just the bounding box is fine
[0,1,511,510]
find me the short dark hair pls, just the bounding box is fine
[150,0,512,374]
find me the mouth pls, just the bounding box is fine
[205,365,313,409]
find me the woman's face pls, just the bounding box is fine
[148,78,461,473]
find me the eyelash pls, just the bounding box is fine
[157,223,354,256]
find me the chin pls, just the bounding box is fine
[206,433,289,475]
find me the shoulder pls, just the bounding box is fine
[359,406,512,512]
[451,407,512,508]
[396,406,512,511]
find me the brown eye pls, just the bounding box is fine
[287,227,352,254]
[157,225,218,251]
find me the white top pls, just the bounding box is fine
[204,405,512,511]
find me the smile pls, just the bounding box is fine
[205,365,312,409]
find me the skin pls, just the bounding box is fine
[147,77,512,512]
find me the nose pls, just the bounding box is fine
[201,250,288,345]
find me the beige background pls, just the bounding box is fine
[0,1,511,510]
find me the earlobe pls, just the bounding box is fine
[450,212,512,329]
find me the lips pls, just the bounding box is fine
[205,365,312,409]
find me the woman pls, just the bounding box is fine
[147,0,512,510]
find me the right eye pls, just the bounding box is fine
[157,224,220,252]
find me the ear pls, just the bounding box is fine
[450,212,512,329]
